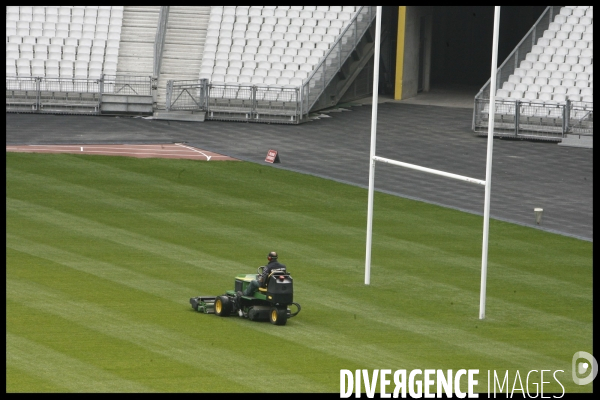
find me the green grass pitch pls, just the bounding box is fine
[6,152,592,393]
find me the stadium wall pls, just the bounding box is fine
[395,6,433,100]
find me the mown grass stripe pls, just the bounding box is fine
[7,197,252,278]
[7,168,588,303]
[293,283,583,371]
[6,155,363,217]
[6,195,590,354]
[8,195,588,343]
[360,226,590,300]
[8,194,589,332]
[7,278,330,392]
[8,226,583,378]
[7,233,196,304]
[7,332,152,393]
[6,167,365,267]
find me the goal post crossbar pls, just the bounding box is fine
[372,156,486,186]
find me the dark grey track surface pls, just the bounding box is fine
[6,104,593,241]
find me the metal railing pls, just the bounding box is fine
[102,75,153,96]
[6,75,153,114]
[253,85,299,122]
[473,98,593,140]
[166,79,207,111]
[166,79,301,123]
[7,76,100,114]
[300,6,376,115]
[569,100,594,136]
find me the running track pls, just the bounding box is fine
[5,143,239,161]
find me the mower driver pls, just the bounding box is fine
[240,251,286,297]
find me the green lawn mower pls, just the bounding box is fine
[190,267,301,325]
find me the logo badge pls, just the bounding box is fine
[572,351,597,385]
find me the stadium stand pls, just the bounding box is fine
[152,5,374,123]
[18,5,586,133]
[198,6,357,87]
[6,6,124,79]
[473,6,593,145]
[6,6,156,115]
[6,6,122,78]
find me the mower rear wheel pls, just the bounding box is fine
[215,296,232,317]
[269,307,287,325]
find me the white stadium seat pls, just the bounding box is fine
[563,71,577,81]
[254,68,268,77]
[290,77,304,86]
[580,88,593,97]
[74,68,88,79]
[102,53,117,65]
[538,69,551,79]
[548,77,562,87]
[531,45,544,54]
[558,63,571,72]
[514,83,528,92]
[281,69,295,78]
[555,30,569,40]
[242,60,257,69]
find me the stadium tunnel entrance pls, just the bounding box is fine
[345,6,547,107]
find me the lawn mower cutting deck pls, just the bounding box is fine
[190,267,301,325]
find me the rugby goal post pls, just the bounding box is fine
[365,6,501,320]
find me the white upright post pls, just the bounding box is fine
[479,6,501,320]
[365,6,383,285]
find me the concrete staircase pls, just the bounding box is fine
[106,6,160,115]
[116,6,160,77]
[155,6,210,110]
[309,15,377,113]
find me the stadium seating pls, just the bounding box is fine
[496,6,593,107]
[6,6,123,81]
[199,6,359,88]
